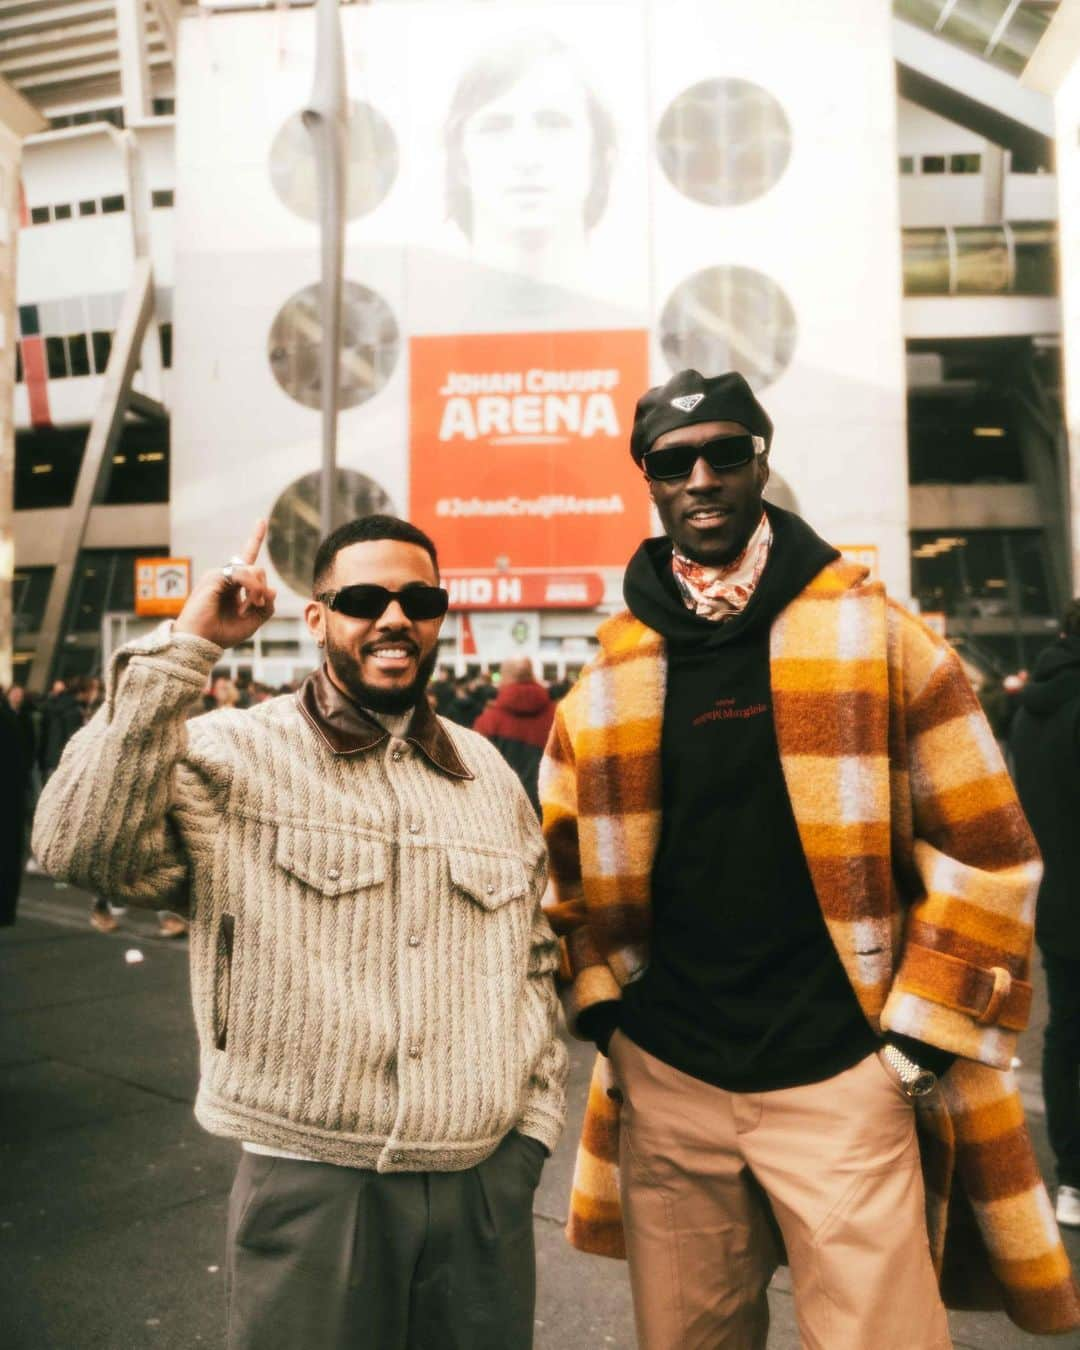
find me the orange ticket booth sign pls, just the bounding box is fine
[134,557,192,617]
[410,329,651,571]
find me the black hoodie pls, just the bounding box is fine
[1010,636,1080,957]
[611,506,879,1091]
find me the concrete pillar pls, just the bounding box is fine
[982,142,1006,224]
[114,0,153,127]
[0,80,46,689]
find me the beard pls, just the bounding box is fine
[325,633,439,715]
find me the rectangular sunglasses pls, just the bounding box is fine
[642,433,763,482]
[316,583,450,621]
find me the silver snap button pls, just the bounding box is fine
[407,935,420,948]
[327,868,341,881]
[485,884,495,895]
[391,750,403,762]
[408,821,420,834]
[392,1151,404,1163]
[409,1043,422,1059]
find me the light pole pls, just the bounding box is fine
[303,0,348,542]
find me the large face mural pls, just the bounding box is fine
[172,1,908,606]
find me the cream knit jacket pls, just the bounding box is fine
[33,626,567,1169]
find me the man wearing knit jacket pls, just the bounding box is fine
[34,514,567,1350]
[541,369,1080,1348]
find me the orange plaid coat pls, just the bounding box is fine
[541,559,1080,1335]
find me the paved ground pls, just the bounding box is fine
[2,873,1077,1349]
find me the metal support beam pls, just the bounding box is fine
[127,390,167,421]
[28,258,154,692]
[115,126,162,398]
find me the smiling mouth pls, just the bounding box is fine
[686,507,732,527]
[366,644,417,668]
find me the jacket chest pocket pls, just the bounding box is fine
[447,847,531,975]
[276,824,388,898]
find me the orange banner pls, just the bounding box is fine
[410,330,650,570]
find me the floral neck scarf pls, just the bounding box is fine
[671,512,772,622]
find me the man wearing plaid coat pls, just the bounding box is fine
[541,369,1080,1348]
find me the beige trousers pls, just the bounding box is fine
[610,1031,952,1350]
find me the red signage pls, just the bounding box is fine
[444,570,605,611]
[410,329,650,570]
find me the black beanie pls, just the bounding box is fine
[629,369,774,463]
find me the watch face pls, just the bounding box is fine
[908,1071,937,1098]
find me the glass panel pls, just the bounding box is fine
[67,334,91,377]
[922,155,946,174]
[104,425,169,505]
[12,567,53,635]
[894,0,949,29]
[66,553,118,633]
[267,281,400,411]
[654,78,792,207]
[1010,530,1051,615]
[159,322,172,370]
[894,0,1057,76]
[29,206,50,225]
[45,336,68,379]
[911,530,1055,674]
[15,428,85,509]
[949,152,981,173]
[908,393,1024,484]
[63,548,163,631]
[267,468,394,596]
[78,199,97,216]
[658,265,797,390]
[1012,221,1057,294]
[101,194,125,214]
[91,331,112,374]
[14,342,22,383]
[53,203,72,220]
[899,155,915,174]
[954,227,1010,294]
[902,228,951,295]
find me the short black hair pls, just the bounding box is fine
[312,515,440,593]
[1062,598,1080,638]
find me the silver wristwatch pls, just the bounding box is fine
[882,1043,938,1099]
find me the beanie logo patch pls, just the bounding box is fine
[670,393,705,412]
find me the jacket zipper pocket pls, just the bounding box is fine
[214,913,235,1051]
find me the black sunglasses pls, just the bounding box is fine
[642,433,761,482]
[316,583,450,621]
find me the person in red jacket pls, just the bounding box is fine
[473,659,554,815]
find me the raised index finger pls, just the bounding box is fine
[240,519,268,567]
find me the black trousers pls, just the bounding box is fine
[225,1131,544,1350]
[1043,950,1080,1190]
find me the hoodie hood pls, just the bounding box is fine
[622,504,840,649]
[494,680,553,718]
[1018,635,1080,717]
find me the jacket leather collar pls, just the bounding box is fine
[298,665,473,780]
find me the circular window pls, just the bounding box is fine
[269,100,398,221]
[267,467,395,596]
[659,266,797,391]
[656,79,791,207]
[267,280,400,411]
